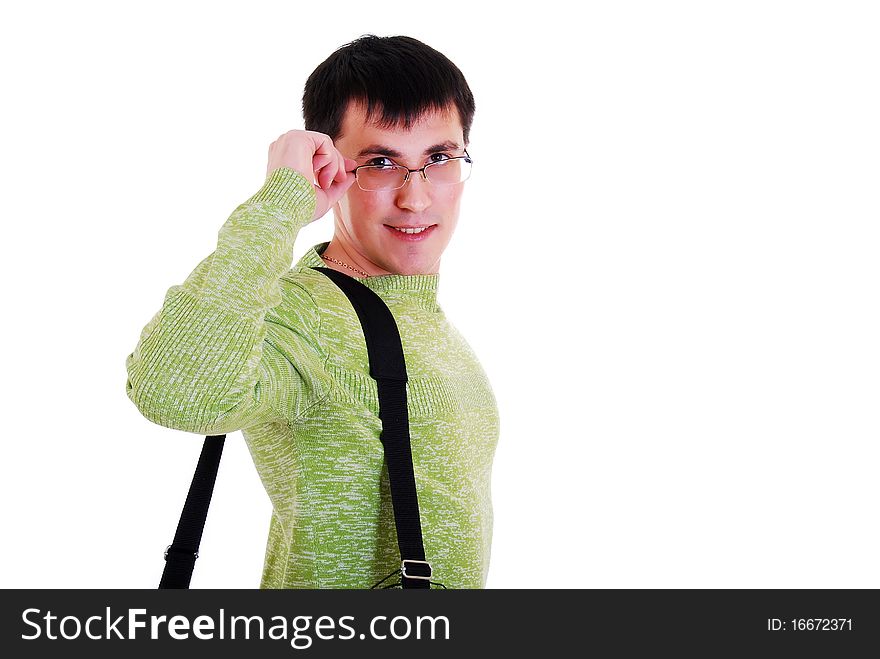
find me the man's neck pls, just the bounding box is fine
[321,241,382,278]
[321,239,441,278]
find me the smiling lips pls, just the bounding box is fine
[384,224,438,241]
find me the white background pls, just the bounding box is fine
[1,0,877,589]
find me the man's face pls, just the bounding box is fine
[331,102,468,276]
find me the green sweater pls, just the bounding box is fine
[125,167,500,588]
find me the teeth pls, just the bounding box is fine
[392,226,429,234]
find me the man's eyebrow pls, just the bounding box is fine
[355,140,463,159]
[423,140,463,155]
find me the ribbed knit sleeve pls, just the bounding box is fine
[125,167,322,435]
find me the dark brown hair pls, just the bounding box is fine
[303,34,475,145]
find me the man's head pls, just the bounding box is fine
[303,35,475,276]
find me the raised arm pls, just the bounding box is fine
[125,131,357,435]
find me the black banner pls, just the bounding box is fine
[1,589,876,657]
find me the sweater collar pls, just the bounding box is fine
[295,242,440,309]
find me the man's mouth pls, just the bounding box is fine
[386,224,435,234]
[384,224,438,240]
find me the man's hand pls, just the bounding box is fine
[266,130,358,222]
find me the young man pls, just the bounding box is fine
[125,35,499,589]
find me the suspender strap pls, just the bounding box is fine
[312,267,431,589]
[158,268,433,589]
[159,434,225,588]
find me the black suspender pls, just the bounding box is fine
[311,267,433,589]
[159,267,437,589]
[159,435,224,588]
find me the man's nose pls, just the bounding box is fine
[395,171,432,213]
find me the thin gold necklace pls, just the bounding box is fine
[320,252,369,277]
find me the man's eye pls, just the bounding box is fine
[430,153,452,162]
[367,157,396,167]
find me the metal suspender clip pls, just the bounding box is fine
[401,559,432,580]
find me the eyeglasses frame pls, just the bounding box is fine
[349,150,473,191]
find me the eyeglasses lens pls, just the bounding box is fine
[356,159,471,191]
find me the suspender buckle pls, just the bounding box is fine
[401,559,432,580]
[164,545,199,561]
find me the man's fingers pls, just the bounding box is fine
[311,132,335,157]
[264,130,356,220]
[314,145,354,189]
[312,152,334,172]
[325,170,356,203]
[319,158,341,191]
[312,172,355,218]
[335,152,348,182]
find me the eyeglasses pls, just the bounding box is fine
[351,151,473,191]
